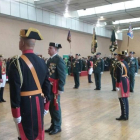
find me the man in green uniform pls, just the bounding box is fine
[72,54,82,89]
[93,52,104,90]
[110,53,118,91]
[125,51,138,92]
[45,43,66,135]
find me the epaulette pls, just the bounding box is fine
[10,55,23,88]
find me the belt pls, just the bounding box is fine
[20,89,43,96]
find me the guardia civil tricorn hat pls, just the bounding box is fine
[20,28,43,40]
[96,52,101,55]
[118,51,127,56]
[129,51,135,54]
[76,54,80,56]
[49,42,62,49]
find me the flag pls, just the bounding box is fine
[91,29,97,54]
[67,30,71,43]
[109,30,118,52]
[127,25,133,39]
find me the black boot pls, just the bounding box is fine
[45,125,54,133]
[0,87,6,102]
[18,137,21,140]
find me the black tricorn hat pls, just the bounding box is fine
[114,53,117,55]
[129,51,135,54]
[96,52,101,55]
[76,54,80,56]
[118,51,127,56]
[20,28,43,40]
[49,42,62,49]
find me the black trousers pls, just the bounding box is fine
[73,72,80,88]
[119,97,129,119]
[94,73,101,89]
[88,74,92,82]
[111,74,116,90]
[0,87,4,101]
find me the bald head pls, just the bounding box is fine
[19,37,36,51]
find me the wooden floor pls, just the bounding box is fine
[1,71,140,140]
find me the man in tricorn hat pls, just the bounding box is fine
[125,51,138,92]
[9,28,51,140]
[93,52,104,90]
[45,42,66,135]
[72,54,82,89]
[114,51,129,121]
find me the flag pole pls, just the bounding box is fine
[127,36,129,53]
[70,42,71,55]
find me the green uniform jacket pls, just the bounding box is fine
[72,58,82,73]
[93,58,104,73]
[125,57,138,74]
[47,54,66,91]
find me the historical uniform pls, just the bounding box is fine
[115,51,129,120]
[87,56,93,83]
[9,28,50,140]
[0,55,7,102]
[110,53,118,91]
[93,53,104,90]
[45,43,66,135]
[72,54,82,89]
[125,52,138,92]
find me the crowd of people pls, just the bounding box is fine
[0,27,139,140]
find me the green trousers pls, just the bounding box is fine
[49,90,61,129]
[111,74,116,90]
[129,73,135,91]
[73,72,80,88]
[94,73,101,89]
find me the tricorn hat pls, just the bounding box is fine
[20,28,43,40]
[49,42,62,49]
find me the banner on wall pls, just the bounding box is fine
[63,55,69,75]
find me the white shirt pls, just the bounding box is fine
[50,53,57,59]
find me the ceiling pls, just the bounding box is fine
[35,0,140,30]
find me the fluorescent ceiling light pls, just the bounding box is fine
[77,0,140,17]
[64,12,71,18]
[113,17,140,24]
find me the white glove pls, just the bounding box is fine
[135,73,138,75]
[79,72,81,73]
[116,87,120,91]
[101,72,103,74]
[13,116,21,124]
[58,90,63,94]
[44,110,49,116]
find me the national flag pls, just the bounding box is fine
[127,25,133,39]
[109,30,118,52]
[67,30,71,43]
[91,29,97,54]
